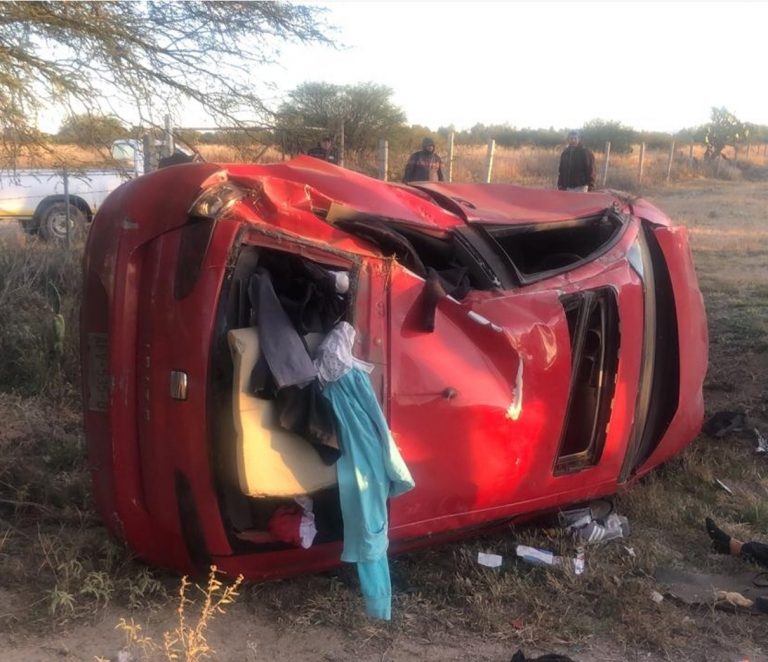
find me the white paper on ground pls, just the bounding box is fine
[516,545,555,565]
[477,552,503,568]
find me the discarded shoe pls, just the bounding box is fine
[576,513,630,544]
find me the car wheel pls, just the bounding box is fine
[39,201,86,242]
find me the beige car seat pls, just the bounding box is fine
[227,327,336,497]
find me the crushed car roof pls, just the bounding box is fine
[412,182,619,224]
[226,157,619,230]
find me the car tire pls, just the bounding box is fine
[39,201,86,242]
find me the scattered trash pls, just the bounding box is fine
[655,567,768,614]
[516,544,585,575]
[703,410,746,438]
[714,478,734,495]
[477,551,503,568]
[623,545,636,558]
[650,590,664,604]
[755,428,768,455]
[510,650,577,662]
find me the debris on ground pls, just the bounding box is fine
[477,551,503,568]
[714,478,734,495]
[754,427,768,454]
[703,410,747,437]
[716,590,754,609]
[516,544,585,575]
[651,590,664,604]
[655,567,768,615]
[510,650,577,662]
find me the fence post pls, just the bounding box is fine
[734,144,739,162]
[163,114,174,158]
[484,139,495,183]
[448,131,455,183]
[688,142,694,170]
[665,140,675,183]
[638,142,646,187]
[601,141,611,187]
[377,139,389,181]
[339,119,345,168]
[142,134,153,172]
[63,168,71,250]
[746,142,751,161]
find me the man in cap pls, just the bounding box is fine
[557,130,595,192]
[403,137,445,183]
[307,136,338,164]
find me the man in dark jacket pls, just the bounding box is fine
[307,136,337,164]
[557,130,595,192]
[403,137,444,183]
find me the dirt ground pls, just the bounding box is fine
[1,177,767,662]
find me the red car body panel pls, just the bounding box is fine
[81,158,708,580]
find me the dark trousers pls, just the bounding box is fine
[743,541,768,568]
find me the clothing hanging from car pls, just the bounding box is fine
[246,267,341,463]
[316,322,415,620]
[247,268,317,391]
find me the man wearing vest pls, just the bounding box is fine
[403,137,444,183]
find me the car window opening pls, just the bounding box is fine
[332,216,502,293]
[484,212,625,282]
[555,289,620,474]
[210,245,353,552]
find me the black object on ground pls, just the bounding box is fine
[703,410,747,437]
[511,651,577,662]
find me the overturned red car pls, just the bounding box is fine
[81,157,708,581]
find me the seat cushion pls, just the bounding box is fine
[227,327,336,497]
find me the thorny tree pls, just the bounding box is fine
[0,1,331,160]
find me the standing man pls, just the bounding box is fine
[403,137,444,183]
[557,130,595,192]
[307,136,338,164]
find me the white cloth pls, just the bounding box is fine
[314,321,374,385]
[294,496,317,549]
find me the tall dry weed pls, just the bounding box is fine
[0,239,82,396]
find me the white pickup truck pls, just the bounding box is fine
[0,139,193,241]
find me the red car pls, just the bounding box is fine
[81,157,708,580]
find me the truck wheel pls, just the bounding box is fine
[39,201,86,242]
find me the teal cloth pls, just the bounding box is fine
[321,368,414,620]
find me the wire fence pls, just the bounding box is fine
[343,138,768,192]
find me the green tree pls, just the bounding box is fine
[704,107,748,158]
[276,82,406,154]
[56,114,128,145]
[0,1,330,156]
[580,119,637,154]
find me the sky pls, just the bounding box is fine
[36,1,768,135]
[260,0,768,133]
